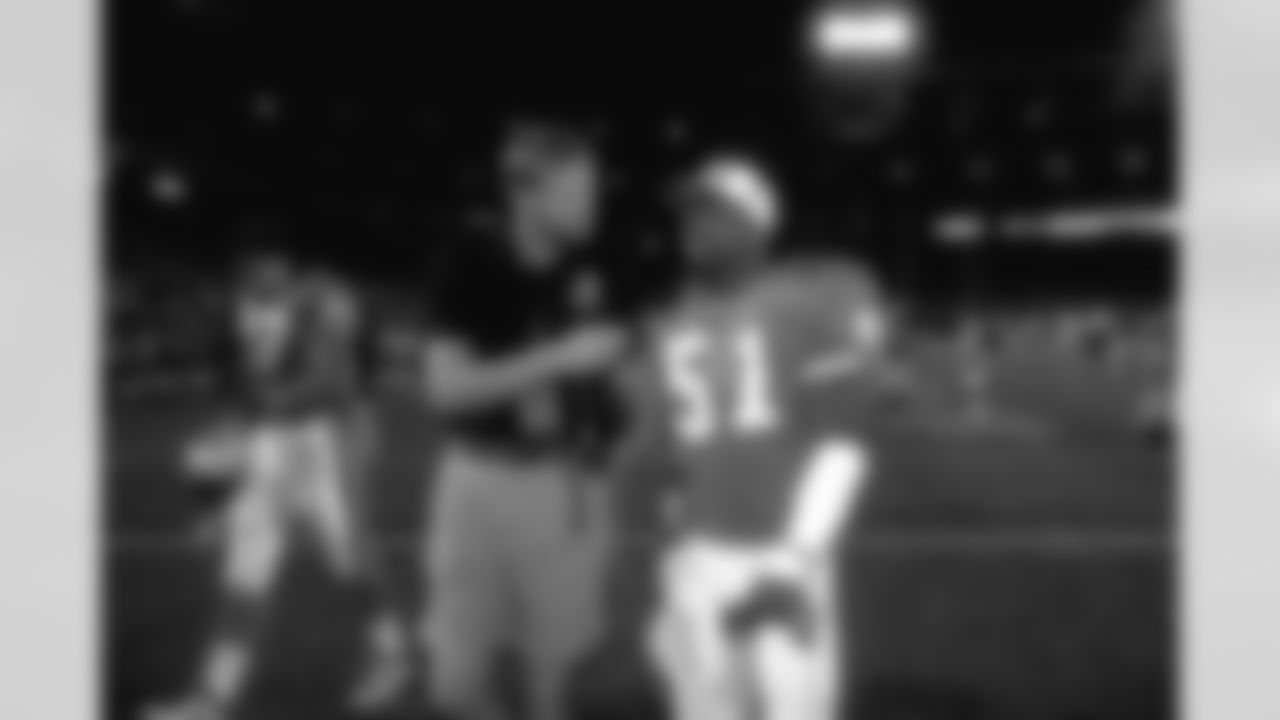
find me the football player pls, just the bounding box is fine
[145,250,411,720]
[614,155,887,720]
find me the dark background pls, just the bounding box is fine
[107,0,1175,303]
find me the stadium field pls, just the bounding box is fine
[106,352,1174,720]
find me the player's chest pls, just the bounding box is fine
[650,286,848,445]
[657,299,814,383]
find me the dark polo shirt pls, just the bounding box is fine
[427,227,664,465]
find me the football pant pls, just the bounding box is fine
[223,416,361,590]
[223,424,294,596]
[648,537,843,720]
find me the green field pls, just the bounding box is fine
[106,348,1174,720]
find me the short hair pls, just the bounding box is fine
[673,153,782,234]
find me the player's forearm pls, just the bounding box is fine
[802,302,891,385]
[424,343,562,414]
[783,439,867,554]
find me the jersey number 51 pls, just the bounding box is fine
[659,324,779,446]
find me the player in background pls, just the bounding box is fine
[145,249,412,720]
[612,155,888,720]
[302,265,417,714]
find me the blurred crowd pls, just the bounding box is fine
[106,250,1175,428]
[106,262,422,399]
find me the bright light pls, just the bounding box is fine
[934,211,985,245]
[1003,205,1176,242]
[811,5,919,60]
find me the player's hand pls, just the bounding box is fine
[658,537,721,595]
[725,575,816,644]
[548,325,627,375]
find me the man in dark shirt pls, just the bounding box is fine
[420,118,638,720]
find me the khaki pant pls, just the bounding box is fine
[422,445,613,720]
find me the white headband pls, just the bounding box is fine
[692,157,781,233]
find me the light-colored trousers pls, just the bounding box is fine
[646,535,844,720]
[422,444,613,720]
[221,411,374,593]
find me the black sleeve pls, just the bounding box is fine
[612,231,679,323]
